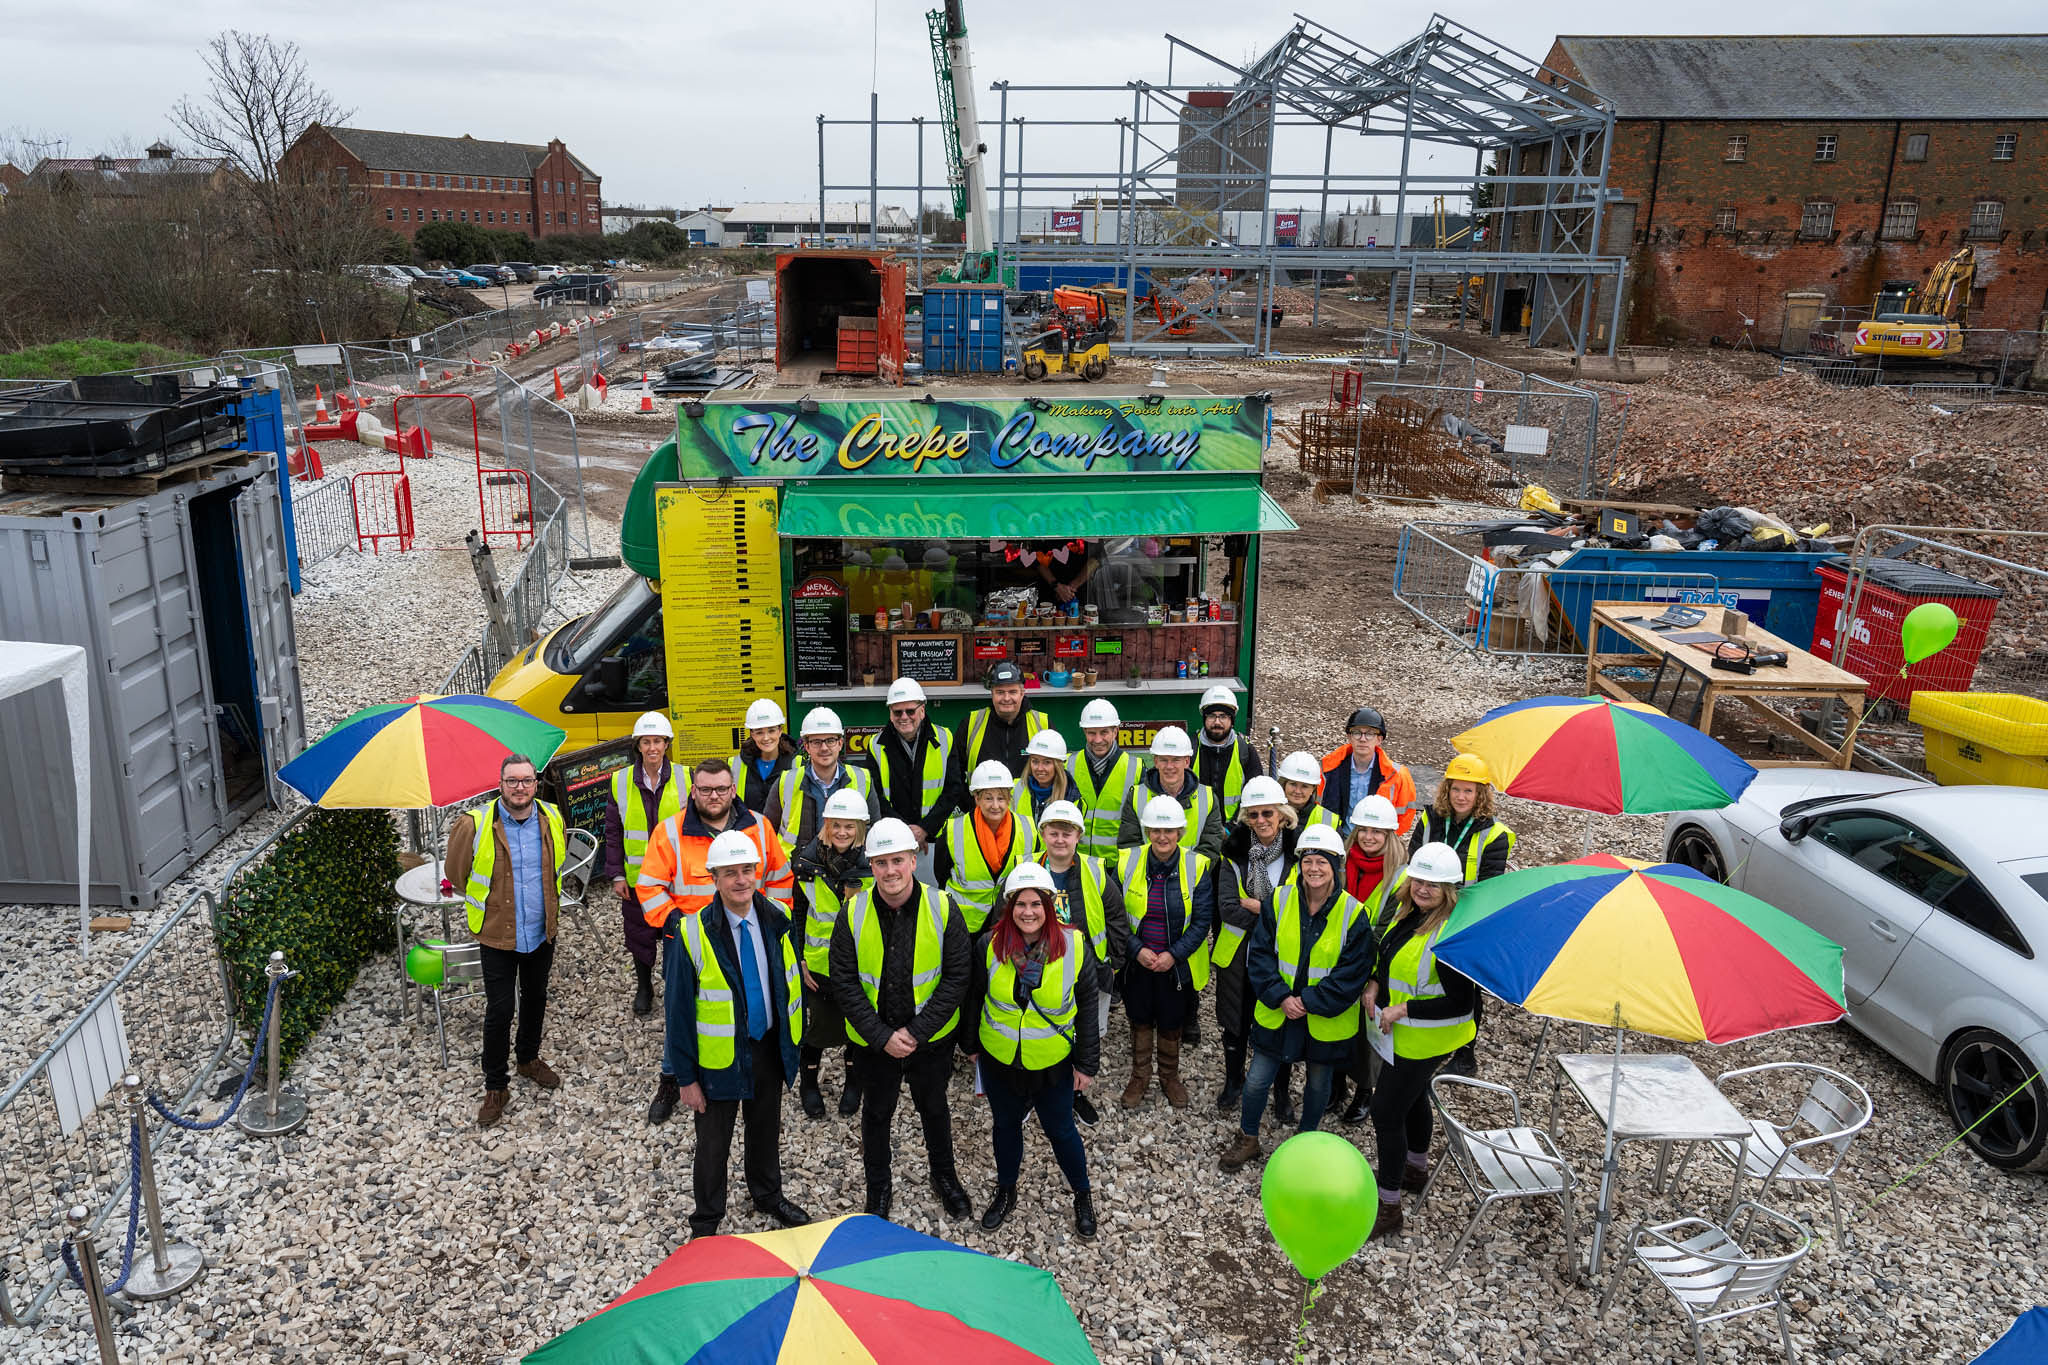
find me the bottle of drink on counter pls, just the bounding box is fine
[1187,646,1200,677]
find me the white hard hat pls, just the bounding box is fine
[1140,794,1189,830]
[1039,799,1085,829]
[970,759,1015,792]
[1408,841,1464,885]
[744,698,786,730]
[886,677,927,706]
[821,788,870,822]
[1004,862,1056,897]
[865,817,920,859]
[1295,824,1347,863]
[1276,750,1322,786]
[1350,794,1400,831]
[1199,685,1238,713]
[800,707,845,738]
[1238,775,1287,810]
[632,711,674,740]
[1025,729,1069,761]
[706,829,762,871]
[1149,727,1193,759]
[1079,698,1121,729]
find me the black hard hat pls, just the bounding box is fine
[1346,706,1387,736]
[988,661,1026,687]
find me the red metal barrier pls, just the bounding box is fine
[351,469,415,553]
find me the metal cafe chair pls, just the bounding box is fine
[1676,1062,1873,1240]
[1599,1202,1813,1365]
[1420,1073,1580,1274]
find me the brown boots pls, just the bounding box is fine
[1121,1026,1155,1108]
[1219,1131,1263,1171]
[1157,1029,1190,1108]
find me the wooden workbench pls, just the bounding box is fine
[1584,600,1869,768]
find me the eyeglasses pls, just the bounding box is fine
[501,776,538,787]
[695,784,735,797]
[889,706,922,718]
[1246,808,1279,820]
[805,735,840,745]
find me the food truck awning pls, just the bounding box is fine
[776,477,1298,540]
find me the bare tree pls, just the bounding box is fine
[171,31,347,185]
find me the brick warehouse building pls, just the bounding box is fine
[1537,35,2048,349]
[281,124,601,240]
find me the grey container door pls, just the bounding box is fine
[232,470,308,805]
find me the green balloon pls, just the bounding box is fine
[404,942,446,989]
[1901,602,1960,667]
[1260,1131,1380,1279]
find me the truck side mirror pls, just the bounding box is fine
[593,655,626,700]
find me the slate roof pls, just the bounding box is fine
[23,154,232,195]
[1553,35,2048,120]
[319,126,598,180]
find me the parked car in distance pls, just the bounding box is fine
[466,264,513,285]
[535,273,618,305]
[1665,771,2048,1171]
[500,261,538,283]
[534,264,565,281]
[443,270,491,288]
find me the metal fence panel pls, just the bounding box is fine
[289,477,355,567]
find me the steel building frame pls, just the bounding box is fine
[818,12,1626,356]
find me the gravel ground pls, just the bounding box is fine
[6,421,2046,1363]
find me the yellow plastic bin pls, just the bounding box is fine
[1909,692,2048,789]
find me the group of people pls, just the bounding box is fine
[443,674,1519,1244]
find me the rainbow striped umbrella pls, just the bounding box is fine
[1452,695,1757,815]
[524,1215,1099,1364]
[1433,854,1845,1044]
[276,695,567,809]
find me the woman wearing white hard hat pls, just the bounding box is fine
[1408,752,1515,1078]
[765,707,882,854]
[790,786,875,1121]
[1219,824,1375,1171]
[1274,750,1344,835]
[728,697,797,814]
[1332,793,1410,1124]
[1212,774,1299,1115]
[602,710,688,1018]
[1034,798,1123,1127]
[935,760,1041,937]
[1364,841,1475,1240]
[959,862,1101,1238]
[1113,794,1215,1111]
[1012,728,1071,822]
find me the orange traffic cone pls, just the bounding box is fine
[313,384,329,423]
[553,368,565,402]
[639,391,655,412]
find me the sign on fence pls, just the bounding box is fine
[1503,424,1550,456]
[48,995,130,1137]
[293,345,344,368]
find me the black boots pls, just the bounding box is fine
[632,959,655,1017]
[647,1074,679,1125]
[838,1057,862,1116]
[934,1170,973,1219]
[1073,1093,1099,1126]
[865,1177,893,1220]
[1274,1065,1297,1125]
[799,1053,826,1120]
[980,1184,1017,1230]
[1074,1189,1097,1239]
[1341,1077,1372,1125]
[1216,1042,1246,1113]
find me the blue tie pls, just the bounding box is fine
[735,918,769,1041]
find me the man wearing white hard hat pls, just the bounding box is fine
[1035,799,1123,1127]
[668,830,811,1239]
[936,760,1041,936]
[1112,794,1215,1111]
[860,677,963,873]
[764,707,881,854]
[790,787,874,1121]
[728,697,797,813]
[1211,774,1301,1116]
[1012,728,1070,823]
[1193,685,1263,821]
[1274,750,1344,834]
[603,711,690,1017]
[1113,725,1225,858]
[1064,698,1142,862]
[830,818,974,1221]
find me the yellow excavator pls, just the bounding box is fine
[1852,245,1974,364]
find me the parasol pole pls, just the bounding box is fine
[1590,1000,1625,1276]
[1581,807,1595,857]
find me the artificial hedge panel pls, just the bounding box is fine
[216,809,402,1068]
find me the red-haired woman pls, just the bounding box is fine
[960,862,1102,1237]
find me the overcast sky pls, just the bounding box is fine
[6,0,2040,213]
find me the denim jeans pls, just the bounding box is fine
[1239,1046,1334,1137]
[983,1062,1091,1193]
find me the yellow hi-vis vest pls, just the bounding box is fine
[941,813,1039,934]
[612,764,684,886]
[843,885,960,1045]
[1137,780,1218,853]
[461,800,566,935]
[1065,750,1142,861]
[1253,885,1367,1042]
[964,707,1047,768]
[978,927,1083,1069]
[801,863,872,976]
[677,905,803,1071]
[1387,919,1475,1059]
[1116,846,1212,991]
[774,763,874,848]
[1415,813,1518,883]
[869,727,956,823]
[1048,856,1110,962]
[1361,867,1408,935]
[1294,801,1343,834]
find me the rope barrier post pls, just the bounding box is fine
[66,1205,123,1365]
[237,952,307,1138]
[118,1077,204,1300]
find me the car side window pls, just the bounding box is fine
[1811,811,2029,956]
[611,608,667,709]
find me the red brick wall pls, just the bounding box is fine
[283,128,603,243]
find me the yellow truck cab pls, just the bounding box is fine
[489,574,665,747]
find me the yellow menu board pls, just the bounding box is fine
[654,484,786,760]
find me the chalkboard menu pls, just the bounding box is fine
[792,574,849,689]
[893,633,965,686]
[545,736,636,838]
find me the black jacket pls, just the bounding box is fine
[828,882,971,1050]
[1113,770,1227,855]
[961,932,1103,1089]
[733,735,798,813]
[1121,848,1215,989]
[1217,823,1300,947]
[1245,885,1376,1065]
[862,721,964,831]
[955,706,1045,782]
[663,892,801,1100]
[791,836,871,920]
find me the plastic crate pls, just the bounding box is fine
[1814,560,2002,705]
[1909,692,2048,788]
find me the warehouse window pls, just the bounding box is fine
[385,206,394,221]
[1992,132,2016,161]
[1814,134,1837,162]
[1713,207,1738,230]
[1904,133,1929,162]
[1881,199,1918,239]
[382,172,391,186]
[544,211,552,224]
[569,213,579,226]
[1799,200,1835,238]
[1970,200,2005,239]
[401,208,409,221]
[570,180,579,195]
[1723,134,1748,162]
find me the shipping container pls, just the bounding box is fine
[921,285,1007,374]
[0,455,305,907]
[774,250,906,383]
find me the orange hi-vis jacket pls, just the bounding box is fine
[636,804,794,929]
[1318,745,1419,837]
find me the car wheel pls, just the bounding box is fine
[1667,824,1728,883]
[1941,1029,2048,1172]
